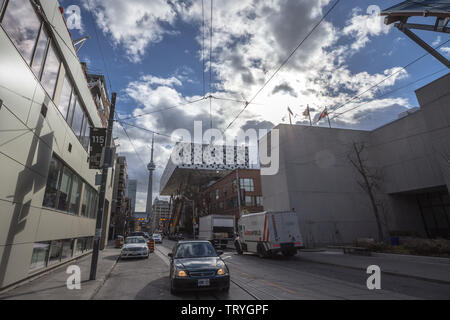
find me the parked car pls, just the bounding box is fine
[168,241,230,293]
[152,234,162,243]
[128,232,150,241]
[120,236,149,259]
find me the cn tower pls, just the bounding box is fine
[145,134,155,221]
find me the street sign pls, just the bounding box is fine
[89,128,107,169]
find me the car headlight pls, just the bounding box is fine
[177,270,188,277]
[217,268,227,275]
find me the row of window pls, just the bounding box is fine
[209,178,256,201]
[0,0,91,150]
[43,155,98,219]
[210,195,263,214]
[29,237,93,272]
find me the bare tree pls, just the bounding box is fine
[348,142,385,242]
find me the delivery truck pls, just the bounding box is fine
[199,214,236,249]
[235,211,304,258]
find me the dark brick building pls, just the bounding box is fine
[199,169,264,221]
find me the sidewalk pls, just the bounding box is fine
[0,245,120,300]
[299,249,450,284]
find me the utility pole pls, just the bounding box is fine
[90,92,116,281]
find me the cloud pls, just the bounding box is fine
[97,1,412,206]
[83,0,178,62]
[342,6,391,53]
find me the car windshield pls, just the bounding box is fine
[125,237,146,244]
[175,242,217,258]
[153,234,160,238]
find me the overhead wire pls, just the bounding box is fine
[223,0,341,132]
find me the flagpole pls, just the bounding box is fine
[326,107,331,128]
[307,105,312,126]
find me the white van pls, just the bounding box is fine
[235,211,304,257]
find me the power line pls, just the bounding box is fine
[323,39,450,122]
[86,0,113,93]
[117,96,207,121]
[115,113,147,167]
[120,122,172,138]
[224,0,341,132]
[329,68,448,122]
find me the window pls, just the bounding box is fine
[218,201,224,210]
[29,242,50,272]
[67,93,77,125]
[223,186,227,198]
[88,188,98,219]
[42,157,62,208]
[31,26,49,78]
[59,75,73,119]
[43,155,98,218]
[81,116,90,150]
[75,238,86,255]
[69,175,82,215]
[215,189,219,200]
[81,186,90,217]
[0,0,5,15]
[71,98,84,137]
[1,0,42,65]
[256,196,263,207]
[57,167,72,212]
[61,239,74,261]
[48,240,63,265]
[240,178,255,192]
[245,196,253,206]
[40,42,61,98]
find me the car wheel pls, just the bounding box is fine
[222,285,230,292]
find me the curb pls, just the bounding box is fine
[89,253,120,300]
[300,257,450,285]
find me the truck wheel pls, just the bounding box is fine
[235,241,243,255]
[282,249,296,257]
[257,243,267,258]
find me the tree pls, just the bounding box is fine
[348,142,385,242]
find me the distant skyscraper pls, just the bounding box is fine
[127,179,137,214]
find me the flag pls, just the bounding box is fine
[303,105,310,117]
[287,107,294,116]
[318,108,328,121]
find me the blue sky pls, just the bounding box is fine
[60,0,450,210]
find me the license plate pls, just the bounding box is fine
[198,279,210,287]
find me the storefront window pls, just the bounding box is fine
[75,238,86,255]
[40,42,60,98]
[29,242,50,272]
[61,239,74,261]
[57,167,72,212]
[31,26,49,78]
[42,157,62,209]
[48,240,63,265]
[1,0,41,65]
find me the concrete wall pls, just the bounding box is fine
[260,74,450,247]
[0,0,111,288]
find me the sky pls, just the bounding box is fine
[60,0,450,212]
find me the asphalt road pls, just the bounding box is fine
[93,239,450,300]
